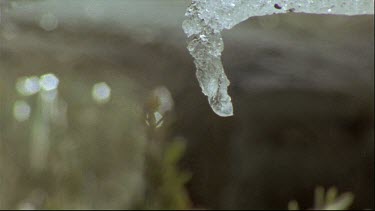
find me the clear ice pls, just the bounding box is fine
[182,0,374,117]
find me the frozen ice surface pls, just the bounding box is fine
[182,0,374,117]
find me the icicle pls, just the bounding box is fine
[182,0,374,117]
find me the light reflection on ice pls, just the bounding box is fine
[154,111,163,128]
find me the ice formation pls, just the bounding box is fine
[182,0,374,117]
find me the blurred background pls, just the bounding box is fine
[0,0,373,209]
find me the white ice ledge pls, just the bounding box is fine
[182,0,374,117]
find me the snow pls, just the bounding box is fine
[182,0,374,117]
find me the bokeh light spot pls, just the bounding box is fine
[39,73,59,91]
[16,76,40,96]
[39,12,59,31]
[92,82,111,104]
[13,100,31,122]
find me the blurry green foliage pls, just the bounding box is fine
[0,70,192,209]
[288,186,354,210]
[139,138,192,210]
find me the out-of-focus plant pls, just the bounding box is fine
[139,86,192,210]
[140,138,192,210]
[0,70,192,209]
[288,186,354,210]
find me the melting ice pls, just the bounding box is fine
[182,0,374,117]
